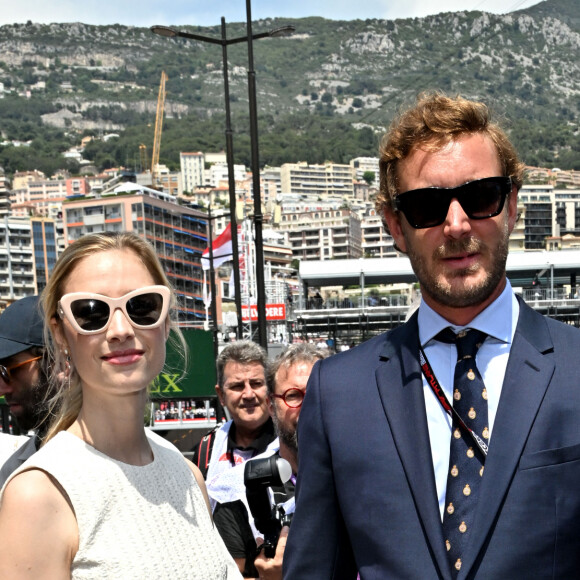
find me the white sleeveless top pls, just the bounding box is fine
[3,430,241,579]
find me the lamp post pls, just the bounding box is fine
[206,201,219,361]
[151,20,294,348]
[245,0,267,349]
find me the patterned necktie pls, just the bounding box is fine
[438,328,489,576]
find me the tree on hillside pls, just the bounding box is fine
[363,171,376,185]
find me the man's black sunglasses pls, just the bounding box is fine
[392,176,512,229]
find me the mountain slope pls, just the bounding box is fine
[0,0,578,175]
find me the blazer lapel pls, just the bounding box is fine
[460,300,555,578]
[376,313,452,580]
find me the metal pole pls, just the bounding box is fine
[207,203,219,361]
[4,217,13,300]
[246,0,268,349]
[221,17,243,339]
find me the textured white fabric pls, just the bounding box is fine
[0,433,29,465]
[4,430,241,579]
[205,420,233,494]
[0,433,29,471]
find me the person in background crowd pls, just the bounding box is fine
[212,344,327,578]
[0,232,240,579]
[284,92,580,579]
[192,340,277,509]
[0,296,54,487]
[252,343,327,580]
[0,431,28,467]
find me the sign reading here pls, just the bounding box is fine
[242,303,286,322]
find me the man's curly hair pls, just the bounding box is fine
[376,92,525,224]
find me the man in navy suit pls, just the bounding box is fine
[283,93,580,579]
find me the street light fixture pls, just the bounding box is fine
[151,19,294,348]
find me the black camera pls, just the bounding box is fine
[244,454,293,558]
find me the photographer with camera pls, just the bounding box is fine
[212,344,326,579]
[192,341,276,500]
[252,344,327,580]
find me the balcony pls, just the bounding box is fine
[84,214,105,226]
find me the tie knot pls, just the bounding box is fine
[436,328,487,360]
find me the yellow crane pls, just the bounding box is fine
[151,71,168,189]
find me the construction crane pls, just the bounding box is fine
[151,71,168,189]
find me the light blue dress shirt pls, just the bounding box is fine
[417,279,519,519]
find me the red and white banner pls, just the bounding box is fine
[242,303,286,322]
[201,223,234,271]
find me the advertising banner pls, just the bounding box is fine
[241,303,286,322]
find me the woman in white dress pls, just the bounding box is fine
[0,232,241,579]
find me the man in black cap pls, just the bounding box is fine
[0,296,52,486]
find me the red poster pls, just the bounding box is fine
[242,303,286,322]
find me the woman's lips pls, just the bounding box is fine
[102,350,144,365]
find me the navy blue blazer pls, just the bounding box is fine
[284,298,580,579]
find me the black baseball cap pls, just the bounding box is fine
[0,296,45,360]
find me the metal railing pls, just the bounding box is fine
[299,294,410,311]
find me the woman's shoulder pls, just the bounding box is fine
[0,468,78,576]
[4,467,66,509]
[1,467,76,540]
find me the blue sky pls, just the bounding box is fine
[0,0,543,27]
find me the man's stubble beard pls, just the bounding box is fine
[405,223,510,309]
[13,370,52,434]
[272,411,298,455]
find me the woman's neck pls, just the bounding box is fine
[68,390,153,465]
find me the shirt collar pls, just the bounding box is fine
[418,278,517,347]
[227,417,275,456]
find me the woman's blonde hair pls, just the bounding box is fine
[41,231,187,443]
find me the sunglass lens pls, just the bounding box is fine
[463,180,504,218]
[70,299,111,331]
[126,292,164,326]
[400,189,449,228]
[0,367,10,383]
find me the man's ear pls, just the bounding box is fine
[383,208,408,254]
[267,394,275,418]
[507,183,519,234]
[215,384,225,407]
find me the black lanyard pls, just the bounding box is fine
[419,344,488,458]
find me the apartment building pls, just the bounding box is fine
[0,171,10,217]
[350,156,379,187]
[31,217,58,293]
[554,188,580,236]
[519,184,554,250]
[180,152,205,194]
[278,208,362,261]
[280,162,354,198]
[0,217,36,305]
[204,163,246,188]
[66,177,91,197]
[62,188,209,323]
[525,166,580,188]
[261,167,282,207]
[360,209,397,258]
[10,176,68,218]
[156,166,181,197]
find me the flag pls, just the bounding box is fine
[201,223,233,271]
[228,268,235,299]
[202,270,212,308]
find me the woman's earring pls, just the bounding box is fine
[63,348,71,380]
